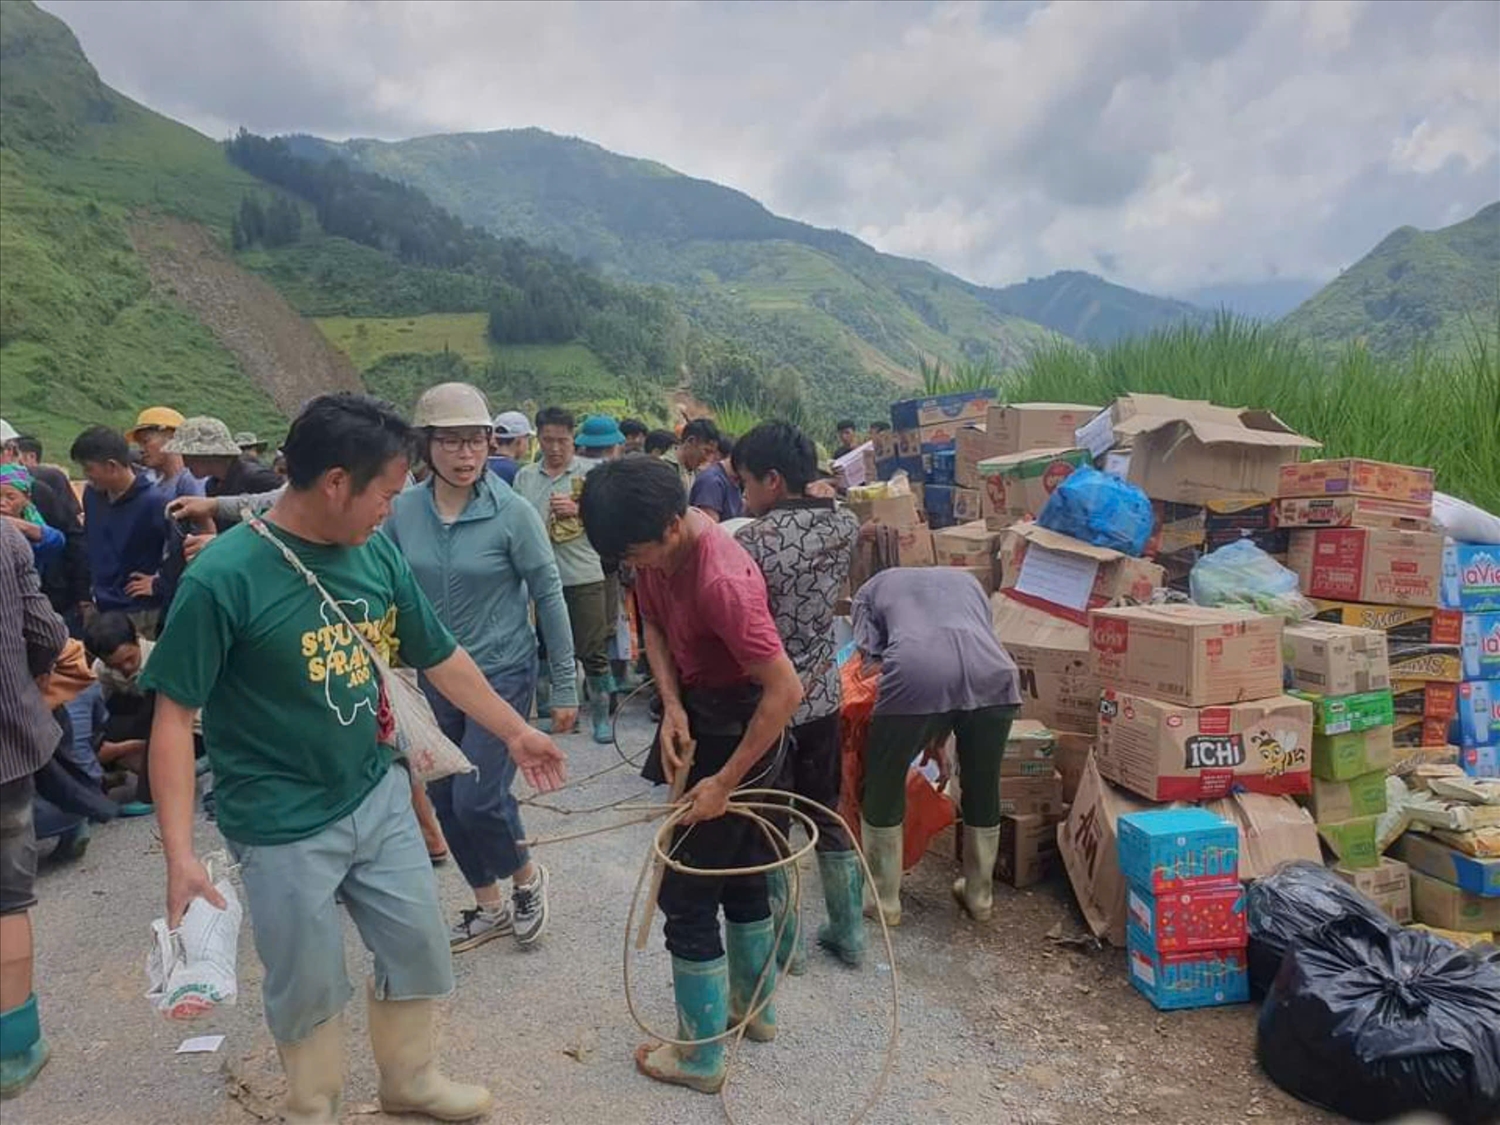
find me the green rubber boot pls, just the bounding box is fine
[634,956,728,1094]
[816,849,868,966]
[765,866,807,976]
[586,674,614,744]
[725,918,779,1043]
[0,995,49,1100]
[860,819,904,927]
[953,824,1001,921]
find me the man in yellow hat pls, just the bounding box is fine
[125,408,203,501]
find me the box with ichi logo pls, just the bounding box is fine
[1097,691,1314,801]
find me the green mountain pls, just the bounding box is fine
[1282,203,1500,355]
[980,269,1212,345]
[290,130,1075,380]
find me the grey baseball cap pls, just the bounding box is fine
[492,410,535,437]
[165,416,242,457]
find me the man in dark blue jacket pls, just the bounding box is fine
[69,427,169,639]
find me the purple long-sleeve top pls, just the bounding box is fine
[852,567,1021,717]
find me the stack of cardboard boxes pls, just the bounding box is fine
[1120,809,1249,1010]
[1281,619,1413,917]
[880,390,999,531]
[1450,540,1500,776]
[1278,459,1460,753]
[993,721,1066,887]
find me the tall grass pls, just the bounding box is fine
[924,316,1498,511]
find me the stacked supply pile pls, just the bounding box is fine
[993,720,1066,887]
[845,481,935,578]
[1449,538,1500,776]
[883,390,998,530]
[1282,620,1408,895]
[1279,459,1459,752]
[1119,808,1248,1010]
[960,403,1097,533]
[1390,773,1500,940]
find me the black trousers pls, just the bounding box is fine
[770,714,851,853]
[652,692,776,962]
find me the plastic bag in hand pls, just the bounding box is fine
[145,857,243,1021]
[1189,539,1314,622]
[1257,913,1500,1124]
[1245,859,1395,997]
[1036,466,1154,556]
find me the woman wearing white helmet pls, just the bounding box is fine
[381,382,578,951]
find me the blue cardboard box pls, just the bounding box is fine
[924,484,956,521]
[1461,612,1500,681]
[1126,925,1249,1011]
[890,389,996,431]
[1458,680,1499,748]
[1443,541,1500,612]
[1118,809,1239,892]
[893,456,926,483]
[929,450,957,486]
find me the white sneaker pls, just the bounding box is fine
[450,904,513,953]
[512,865,549,947]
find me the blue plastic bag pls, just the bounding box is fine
[1036,465,1154,556]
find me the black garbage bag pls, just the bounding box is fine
[1257,913,1500,1124]
[1246,859,1395,997]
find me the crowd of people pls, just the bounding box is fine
[0,390,1020,1119]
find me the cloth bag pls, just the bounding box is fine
[145,854,243,1020]
[245,516,475,783]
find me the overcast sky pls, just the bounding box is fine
[39,0,1500,295]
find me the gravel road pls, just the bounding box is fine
[10,701,1337,1125]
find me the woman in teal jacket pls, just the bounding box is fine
[383,383,578,953]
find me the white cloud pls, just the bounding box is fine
[38,0,1500,293]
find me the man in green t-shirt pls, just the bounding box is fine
[141,394,566,1125]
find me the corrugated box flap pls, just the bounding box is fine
[1115,400,1320,450]
[1010,521,1125,563]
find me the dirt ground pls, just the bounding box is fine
[10,704,1340,1125]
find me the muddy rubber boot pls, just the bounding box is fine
[765,866,806,976]
[816,849,868,966]
[367,984,492,1121]
[274,1015,344,1125]
[0,995,50,1100]
[586,674,614,744]
[860,819,904,927]
[953,824,1001,922]
[634,956,728,1094]
[725,918,779,1043]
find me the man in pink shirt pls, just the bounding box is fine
[579,457,803,1096]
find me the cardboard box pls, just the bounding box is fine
[872,429,899,461]
[1089,604,1284,707]
[1459,681,1499,748]
[999,720,1057,777]
[954,564,995,595]
[985,403,1101,455]
[923,483,956,521]
[897,423,962,457]
[1204,527,1289,558]
[928,450,956,486]
[1203,497,1277,534]
[1058,756,1161,947]
[1126,930,1249,1011]
[1201,793,1321,881]
[954,425,1007,489]
[1391,832,1500,896]
[1306,770,1388,823]
[1288,528,1444,607]
[1277,496,1435,532]
[978,447,1091,525]
[895,526,935,568]
[998,771,1065,818]
[1278,458,1435,507]
[1318,816,1380,868]
[1463,745,1500,777]
[1392,679,1460,724]
[1054,732,1092,804]
[1311,599,1462,643]
[1092,394,1319,505]
[1117,808,1240,891]
[894,455,926,482]
[1282,621,1391,696]
[1149,501,1207,555]
[1293,688,1395,735]
[997,814,1061,888]
[1394,716,1455,749]
[1442,541,1500,612]
[933,522,1000,568]
[998,523,1164,622]
[1312,725,1394,780]
[846,491,921,529]
[891,389,997,431]
[1410,869,1500,931]
[1462,612,1500,681]
[1127,882,1247,952]
[952,487,982,523]
[1388,743,1462,776]
[991,595,1100,733]
[1097,691,1313,801]
[1333,857,1412,923]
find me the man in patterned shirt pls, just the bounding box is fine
[732,422,864,971]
